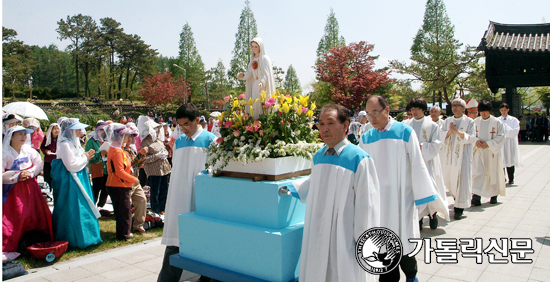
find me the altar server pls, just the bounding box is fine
[359,95,439,282]
[404,98,450,230]
[471,100,506,205]
[498,103,521,185]
[287,104,380,282]
[440,98,476,220]
[158,103,216,282]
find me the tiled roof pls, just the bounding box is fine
[479,21,550,52]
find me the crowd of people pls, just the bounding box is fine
[1,110,223,262]
[2,96,548,282]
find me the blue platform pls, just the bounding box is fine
[172,174,307,282]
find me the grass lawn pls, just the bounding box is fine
[15,217,163,270]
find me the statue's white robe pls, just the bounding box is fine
[404,117,450,221]
[440,115,476,209]
[161,127,216,246]
[472,116,506,197]
[359,120,439,255]
[288,142,379,282]
[498,115,521,168]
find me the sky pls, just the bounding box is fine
[3,0,549,93]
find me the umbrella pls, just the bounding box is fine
[2,102,49,120]
[210,111,222,118]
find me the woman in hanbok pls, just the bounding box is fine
[3,126,52,252]
[237,37,276,118]
[40,123,59,192]
[51,118,103,249]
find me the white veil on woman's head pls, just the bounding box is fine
[45,123,60,147]
[3,126,33,154]
[137,115,161,142]
[250,37,266,61]
[349,122,361,138]
[58,118,88,150]
[104,123,127,149]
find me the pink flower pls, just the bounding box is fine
[238,93,246,100]
[254,120,261,127]
[218,120,222,127]
[285,94,291,98]
[233,130,240,137]
[278,111,282,117]
[245,126,254,133]
[224,96,231,103]
[253,125,260,132]
[224,121,233,128]
[243,113,249,120]
[216,137,223,144]
[259,130,264,136]
[264,98,276,108]
[302,107,308,113]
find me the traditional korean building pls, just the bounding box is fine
[478,21,550,117]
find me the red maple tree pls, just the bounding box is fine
[139,72,189,111]
[315,41,393,109]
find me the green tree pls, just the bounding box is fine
[177,22,205,103]
[228,0,258,90]
[390,0,481,105]
[31,44,75,93]
[284,64,301,94]
[57,14,97,98]
[272,65,285,89]
[207,59,230,102]
[99,17,124,99]
[2,27,35,100]
[316,8,345,62]
[535,87,550,115]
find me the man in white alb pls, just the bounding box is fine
[498,103,520,185]
[471,100,506,206]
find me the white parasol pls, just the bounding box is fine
[210,111,222,118]
[2,102,49,120]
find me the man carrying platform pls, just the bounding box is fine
[287,104,380,282]
[158,103,216,282]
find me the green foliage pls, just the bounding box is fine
[207,60,231,104]
[535,86,550,114]
[177,23,204,103]
[309,80,334,108]
[31,45,75,93]
[39,111,111,131]
[273,65,285,89]
[2,27,35,101]
[284,64,301,94]
[390,0,482,105]
[316,8,346,63]
[228,0,258,90]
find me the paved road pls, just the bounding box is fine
[11,143,550,282]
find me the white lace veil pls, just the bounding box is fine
[105,123,127,149]
[45,123,60,147]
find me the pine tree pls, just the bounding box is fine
[316,8,345,62]
[228,0,258,90]
[284,64,301,94]
[391,0,481,105]
[178,22,205,103]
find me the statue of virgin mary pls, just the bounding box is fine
[237,37,276,119]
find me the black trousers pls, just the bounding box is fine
[158,246,183,282]
[506,166,515,183]
[379,255,417,282]
[92,175,108,207]
[43,162,53,192]
[106,186,132,240]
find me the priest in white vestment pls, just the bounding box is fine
[404,98,450,230]
[288,104,379,282]
[466,98,479,119]
[498,103,521,185]
[471,100,506,206]
[430,106,445,129]
[359,95,439,282]
[440,98,476,220]
[158,104,217,282]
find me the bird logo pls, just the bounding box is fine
[356,227,402,275]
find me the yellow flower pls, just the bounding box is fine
[232,99,240,108]
[311,102,317,111]
[299,95,309,107]
[282,103,290,114]
[285,97,293,104]
[246,97,259,106]
[273,104,280,112]
[260,91,266,103]
[296,104,303,114]
[306,110,314,119]
[249,105,254,117]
